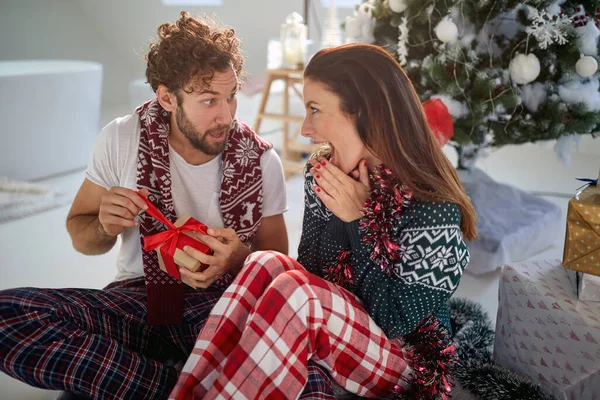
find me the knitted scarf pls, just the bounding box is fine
[135,99,272,325]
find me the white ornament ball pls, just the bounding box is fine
[389,0,407,13]
[576,56,598,77]
[434,18,459,43]
[509,53,541,85]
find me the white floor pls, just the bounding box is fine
[1,91,599,399]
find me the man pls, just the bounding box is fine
[0,12,334,399]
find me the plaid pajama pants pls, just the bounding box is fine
[170,251,410,400]
[0,276,334,399]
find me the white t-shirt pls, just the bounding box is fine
[85,113,287,281]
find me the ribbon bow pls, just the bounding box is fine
[422,98,454,147]
[576,178,598,191]
[139,194,209,280]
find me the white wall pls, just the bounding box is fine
[0,0,132,110]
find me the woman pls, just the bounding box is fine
[170,44,477,400]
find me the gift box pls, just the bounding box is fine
[154,213,210,269]
[566,269,600,302]
[140,195,212,287]
[563,182,600,276]
[494,259,600,399]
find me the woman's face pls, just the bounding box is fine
[301,78,371,174]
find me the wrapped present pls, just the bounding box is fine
[563,182,600,276]
[140,195,212,287]
[494,259,600,400]
[566,269,600,302]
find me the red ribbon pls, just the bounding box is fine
[139,193,208,281]
[422,98,454,147]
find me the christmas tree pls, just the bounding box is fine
[344,0,600,168]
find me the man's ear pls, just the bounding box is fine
[157,84,177,112]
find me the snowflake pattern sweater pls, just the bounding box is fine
[297,166,470,339]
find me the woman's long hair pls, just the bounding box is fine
[304,44,477,240]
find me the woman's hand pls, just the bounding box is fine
[309,156,371,222]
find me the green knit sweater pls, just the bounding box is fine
[297,167,469,339]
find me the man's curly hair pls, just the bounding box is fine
[145,11,243,94]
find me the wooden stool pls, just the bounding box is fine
[253,69,322,178]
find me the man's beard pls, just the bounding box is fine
[176,105,230,155]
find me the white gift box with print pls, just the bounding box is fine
[566,269,600,302]
[494,259,600,400]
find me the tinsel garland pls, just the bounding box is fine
[359,166,457,399]
[392,316,458,400]
[324,249,355,290]
[448,298,558,400]
[359,165,412,276]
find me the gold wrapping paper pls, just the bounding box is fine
[563,184,600,275]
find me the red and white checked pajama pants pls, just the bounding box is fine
[0,275,334,399]
[170,250,410,400]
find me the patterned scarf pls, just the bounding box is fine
[135,99,272,325]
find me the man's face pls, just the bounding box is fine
[174,66,239,155]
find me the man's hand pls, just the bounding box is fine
[309,157,371,222]
[179,228,252,289]
[98,187,149,237]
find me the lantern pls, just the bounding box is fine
[280,12,307,70]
